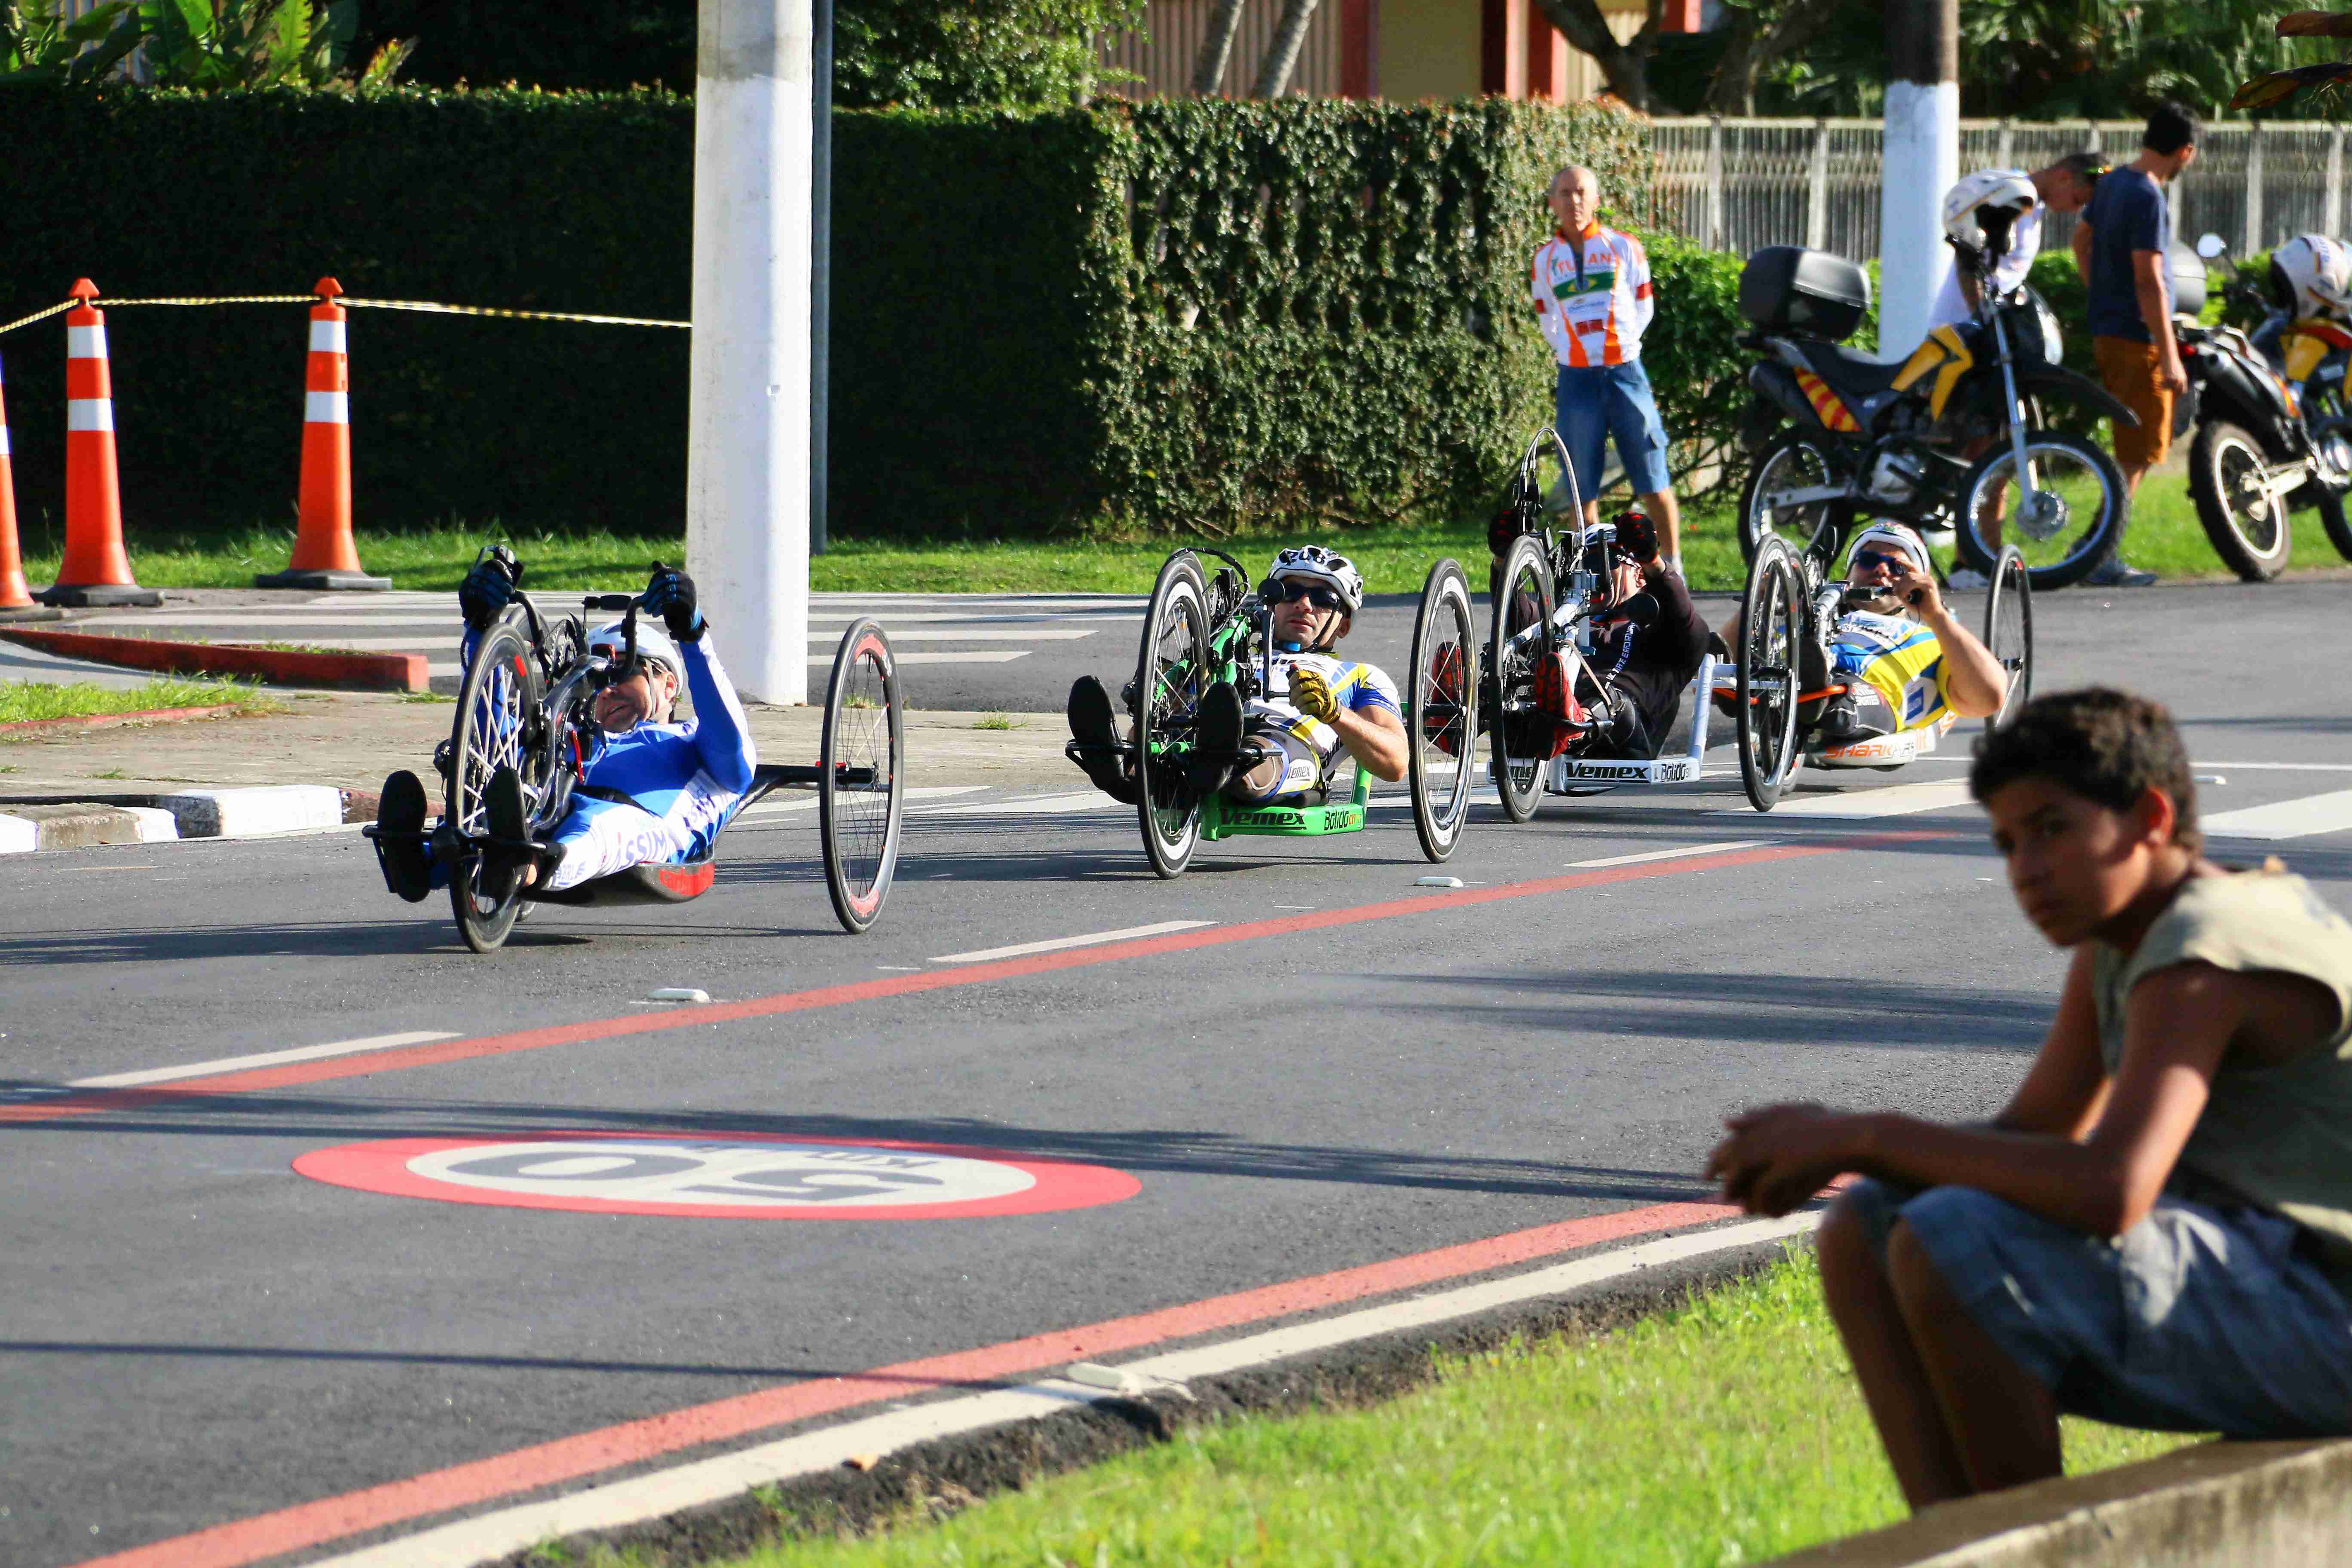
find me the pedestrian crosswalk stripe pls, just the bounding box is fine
[1710,780,1976,818]
[2204,789,2352,840]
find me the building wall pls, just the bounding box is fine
[1383,0,1482,101]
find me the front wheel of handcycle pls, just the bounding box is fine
[820,617,906,934]
[1950,431,2125,590]
[1408,557,1477,862]
[1982,545,2034,729]
[1486,533,1555,823]
[447,606,543,953]
[1134,551,1211,878]
[2188,420,2293,582]
[1736,535,1805,813]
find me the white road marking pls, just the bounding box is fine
[1715,780,1975,819]
[734,786,984,822]
[805,650,1030,665]
[2204,790,2352,840]
[931,790,1125,815]
[1568,840,1769,868]
[70,1030,458,1089]
[1906,756,2352,773]
[808,628,1095,642]
[300,1213,1814,1568]
[931,920,1215,964]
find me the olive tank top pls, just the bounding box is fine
[2094,870,2352,1275]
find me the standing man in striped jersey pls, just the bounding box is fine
[1532,165,1684,572]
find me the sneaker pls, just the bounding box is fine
[2082,556,2158,588]
[373,770,432,903]
[1065,676,1138,805]
[1946,567,1990,590]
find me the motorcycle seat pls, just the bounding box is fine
[1795,340,1905,405]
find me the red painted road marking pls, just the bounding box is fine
[6,834,1945,1130]
[73,1197,1747,1568]
[295,1130,1142,1219]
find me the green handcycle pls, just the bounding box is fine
[1077,548,1480,878]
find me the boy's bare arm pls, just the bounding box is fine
[1708,961,2247,1231]
[1991,945,2109,1137]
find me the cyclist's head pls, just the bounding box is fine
[1844,522,1931,608]
[587,619,683,732]
[1264,545,1365,652]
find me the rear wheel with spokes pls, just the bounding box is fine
[1739,430,1844,562]
[1736,536,1804,812]
[1983,545,2034,729]
[1408,557,1476,862]
[1134,553,1210,878]
[447,608,540,952]
[820,618,905,933]
[1486,533,1554,823]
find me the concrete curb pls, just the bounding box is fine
[0,784,367,852]
[0,625,426,692]
[0,702,243,735]
[1773,1436,2352,1567]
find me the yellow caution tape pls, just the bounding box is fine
[2,293,690,335]
[0,300,76,338]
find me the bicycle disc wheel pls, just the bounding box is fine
[820,618,905,934]
[1408,557,1476,862]
[447,609,539,952]
[1486,533,1554,824]
[1134,553,1209,878]
[1952,432,2124,589]
[1736,536,1804,813]
[1983,545,2033,729]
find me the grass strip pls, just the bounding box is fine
[17,485,2346,600]
[0,676,279,729]
[614,1253,2195,1568]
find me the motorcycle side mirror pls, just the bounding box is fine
[2196,233,2229,260]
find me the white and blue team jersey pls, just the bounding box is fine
[574,632,758,859]
[1247,649,1401,766]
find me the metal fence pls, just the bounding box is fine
[1647,119,2352,260]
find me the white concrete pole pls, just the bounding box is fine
[1877,0,1957,363]
[686,0,813,704]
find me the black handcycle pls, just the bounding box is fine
[370,570,905,950]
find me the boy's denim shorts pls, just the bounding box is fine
[1843,1177,2352,1437]
[1554,359,1673,503]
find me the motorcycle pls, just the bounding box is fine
[2192,233,2352,570]
[1736,228,2135,591]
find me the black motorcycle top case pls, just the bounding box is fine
[1740,247,1873,342]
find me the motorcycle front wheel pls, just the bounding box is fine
[1950,432,2125,591]
[1737,430,1846,564]
[2308,417,2352,562]
[2188,420,2292,582]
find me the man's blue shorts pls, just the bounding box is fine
[1554,359,1672,505]
[1841,1177,2352,1438]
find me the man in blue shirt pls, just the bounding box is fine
[2075,102,2199,588]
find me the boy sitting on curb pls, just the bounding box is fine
[1708,687,2352,1507]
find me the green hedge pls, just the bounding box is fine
[0,88,1652,540]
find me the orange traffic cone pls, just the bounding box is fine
[38,279,159,608]
[258,277,387,590]
[0,347,36,615]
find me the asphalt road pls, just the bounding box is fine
[4,582,2351,1568]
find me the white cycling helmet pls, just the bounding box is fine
[2271,234,2352,319]
[1943,168,2038,256]
[587,619,683,682]
[1846,522,1933,579]
[1265,544,1366,617]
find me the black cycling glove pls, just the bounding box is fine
[642,562,705,642]
[459,551,519,631]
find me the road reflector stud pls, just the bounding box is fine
[645,987,712,1004]
[258,278,390,591]
[1415,875,1464,888]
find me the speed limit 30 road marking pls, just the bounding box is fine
[295,1131,1138,1219]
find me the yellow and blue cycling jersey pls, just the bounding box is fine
[1235,652,1400,802]
[1830,609,1955,733]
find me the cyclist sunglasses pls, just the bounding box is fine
[1263,579,1346,610]
[1852,550,1915,573]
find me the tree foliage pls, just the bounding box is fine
[833,0,1139,108]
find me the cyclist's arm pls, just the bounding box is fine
[678,633,757,792]
[1329,699,1407,783]
[1918,606,2008,718]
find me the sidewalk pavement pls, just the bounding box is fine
[0,694,1074,847]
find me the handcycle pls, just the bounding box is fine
[1078,547,1480,877]
[1483,428,1723,819]
[1729,524,2033,812]
[368,567,906,950]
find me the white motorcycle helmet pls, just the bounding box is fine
[2270,233,2352,321]
[1943,168,2039,257]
